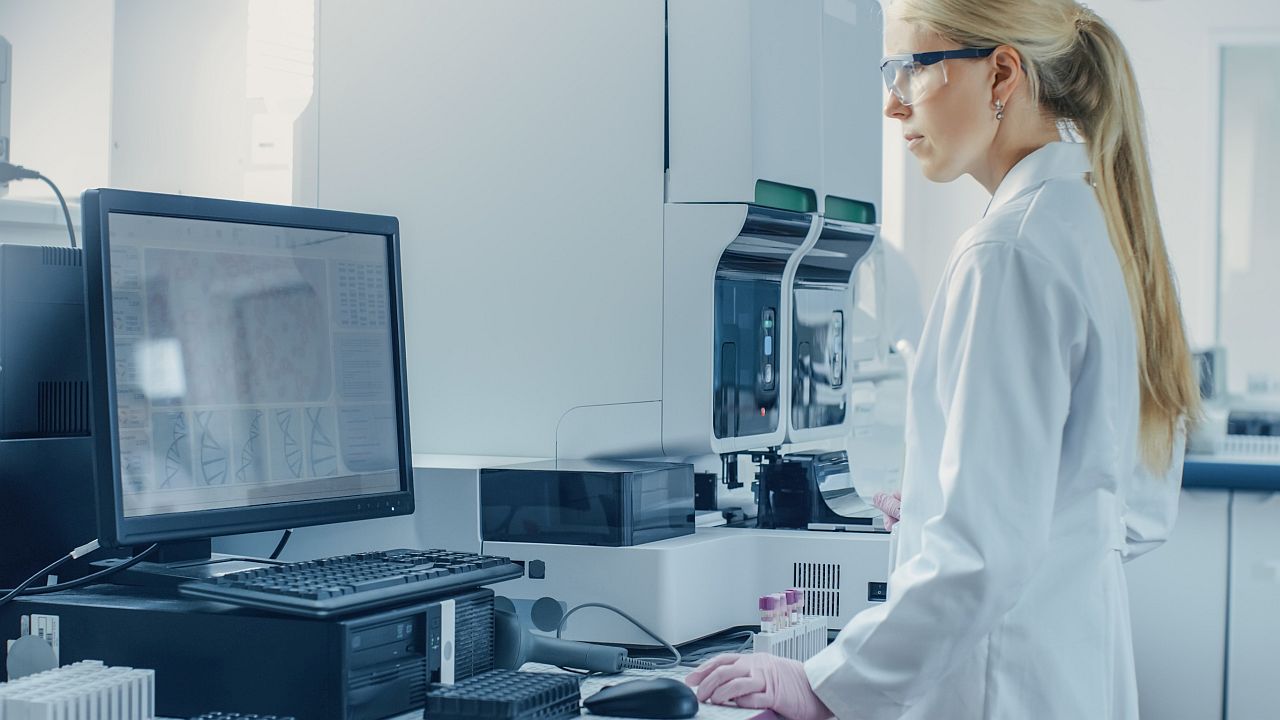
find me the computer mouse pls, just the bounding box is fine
[583,677,700,719]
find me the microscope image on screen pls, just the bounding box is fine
[106,213,401,518]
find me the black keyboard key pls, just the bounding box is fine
[348,577,405,592]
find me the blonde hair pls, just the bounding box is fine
[891,0,1200,471]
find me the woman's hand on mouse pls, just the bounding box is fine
[684,653,833,720]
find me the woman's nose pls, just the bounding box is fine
[884,91,909,120]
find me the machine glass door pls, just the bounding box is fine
[790,219,877,435]
[713,207,811,441]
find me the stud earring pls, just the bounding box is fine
[994,99,1005,121]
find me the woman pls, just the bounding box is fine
[686,1,1199,718]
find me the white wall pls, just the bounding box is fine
[1218,45,1280,394]
[0,0,113,201]
[883,0,1280,353]
[311,1,666,458]
[109,0,315,204]
[1100,0,1280,352]
[878,113,983,349]
[109,0,251,199]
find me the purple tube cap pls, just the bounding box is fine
[759,595,780,610]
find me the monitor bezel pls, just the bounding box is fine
[82,188,415,548]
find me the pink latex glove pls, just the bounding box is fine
[873,491,901,531]
[684,653,833,720]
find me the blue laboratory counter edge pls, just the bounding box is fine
[1183,454,1280,492]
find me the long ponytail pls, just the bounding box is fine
[1062,13,1200,470]
[892,0,1201,471]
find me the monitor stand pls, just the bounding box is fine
[92,539,282,588]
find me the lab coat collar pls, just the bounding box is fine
[984,141,1091,217]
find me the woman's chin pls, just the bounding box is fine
[918,157,962,184]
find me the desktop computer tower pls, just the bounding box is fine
[1,585,496,720]
[0,436,103,585]
[0,244,107,585]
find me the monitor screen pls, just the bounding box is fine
[83,190,413,546]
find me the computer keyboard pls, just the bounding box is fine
[179,548,524,618]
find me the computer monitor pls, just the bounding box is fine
[81,189,414,555]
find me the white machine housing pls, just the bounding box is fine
[304,0,884,460]
[667,0,884,214]
[487,528,890,647]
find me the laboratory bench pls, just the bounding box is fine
[1182,453,1280,491]
[1127,455,1280,720]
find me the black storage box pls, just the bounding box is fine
[480,460,695,547]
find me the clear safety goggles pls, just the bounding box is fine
[880,47,996,106]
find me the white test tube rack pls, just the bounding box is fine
[752,617,829,662]
[0,660,155,720]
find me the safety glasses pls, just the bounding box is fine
[880,48,997,106]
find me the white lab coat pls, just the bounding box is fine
[805,142,1184,720]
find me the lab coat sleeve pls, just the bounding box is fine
[1120,426,1186,562]
[805,241,1083,719]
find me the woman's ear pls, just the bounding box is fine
[991,45,1024,107]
